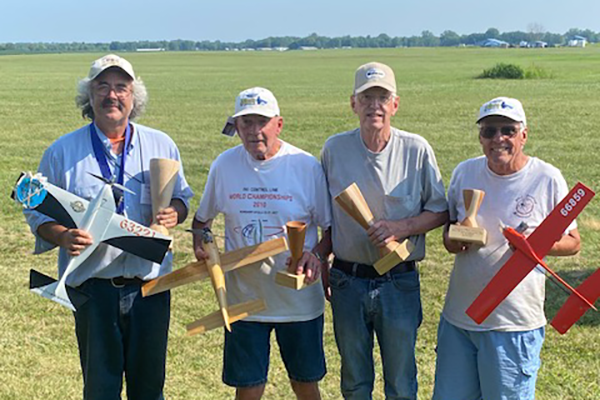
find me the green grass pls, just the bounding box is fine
[1,47,599,399]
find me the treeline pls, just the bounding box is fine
[1,28,597,54]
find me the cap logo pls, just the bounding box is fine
[365,68,385,80]
[240,94,268,107]
[99,56,120,67]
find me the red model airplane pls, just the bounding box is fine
[466,182,599,334]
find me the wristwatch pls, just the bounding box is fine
[312,251,328,264]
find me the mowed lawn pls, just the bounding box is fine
[1,47,599,399]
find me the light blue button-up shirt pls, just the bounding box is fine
[24,122,194,287]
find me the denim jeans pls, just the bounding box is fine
[223,315,326,387]
[329,267,422,400]
[433,316,544,400]
[74,278,170,400]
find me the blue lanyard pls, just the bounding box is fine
[89,123,132,214]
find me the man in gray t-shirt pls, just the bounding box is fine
[320,62,448,399]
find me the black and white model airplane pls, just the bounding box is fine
[12,172,172,311]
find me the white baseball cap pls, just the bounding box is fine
[477,97,527,126]
[232,87,280,118]
[354,62,396,95]
[88,54,136,81]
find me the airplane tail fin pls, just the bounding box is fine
[186,299,267,337]
[550,269,600,334]
[29,269,89,311]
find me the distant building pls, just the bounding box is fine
[519,41,530,48]
[568,35,587,47]
[136,48,165,52]
[299,46,318,51]
[533,41,548,48]
[480,38,509,48]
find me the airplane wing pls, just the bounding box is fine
[466,182,595,324]
[551,268,600,334]
[142,237,288,297]
[186,299,266,336]
[13,172,89,229]
[101,213,171,264]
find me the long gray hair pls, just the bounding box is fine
[75,75,148,121]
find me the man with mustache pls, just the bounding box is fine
[23,54,193,400]
[192,87,331,400]
[320,62,448,399]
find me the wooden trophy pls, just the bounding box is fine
[448,189,487,245]
[275,221,310,290]
[149,158,180,237]
[335,183,414,275]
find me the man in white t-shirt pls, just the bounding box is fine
[433,97,581,400]
[192,87,331,400]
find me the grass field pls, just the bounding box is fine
[1,47,599,399]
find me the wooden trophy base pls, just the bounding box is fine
[448,225,487,246]
[275,270,313,290]
[373,239,415,275]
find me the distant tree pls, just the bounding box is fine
[421,30,440,47]
[527,23,545,42]
[485,28,500,39]
[440,30,461,47]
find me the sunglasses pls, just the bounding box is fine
[479,125,521,139]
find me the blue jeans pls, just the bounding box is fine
[74,278,170,400]
[329,267,422,400]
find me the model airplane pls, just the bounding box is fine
[142,228,288,336]
[12,172,172,311]
[466,182,598,334]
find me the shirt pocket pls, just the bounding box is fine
[383,194,420,220]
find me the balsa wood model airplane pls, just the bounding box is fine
[12,172,172,311]
[142,228,288,336]
[466,182,599,334]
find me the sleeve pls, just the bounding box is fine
[420,142,448,214]
[194,161,221,223]
[23,146,62,254]
[311,162,332,230]
[446,167,460,222]
[169,145,194,211]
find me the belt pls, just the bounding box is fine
[332,258,416,279]
[110,276,145,287]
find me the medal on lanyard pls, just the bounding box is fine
[89,122,132,214]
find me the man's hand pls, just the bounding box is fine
[367,220,408,248]
[443,222,471,254]
[285,251,322,284]
[59,229,94,256]
[155,207,179,229]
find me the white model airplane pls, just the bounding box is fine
[12,172,172,311]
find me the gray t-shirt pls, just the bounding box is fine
[321,127,447,265]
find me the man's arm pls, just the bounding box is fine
[367,210,449,249]
[191,217,213,260]
[548,229,580,256]
[37,222,93,257]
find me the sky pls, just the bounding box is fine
[2,0,599,43]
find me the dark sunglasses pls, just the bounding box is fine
[479,125,520,139]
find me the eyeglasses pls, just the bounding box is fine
[479,125,521,139]
[94,83,132,98]
[356,92,395,105]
